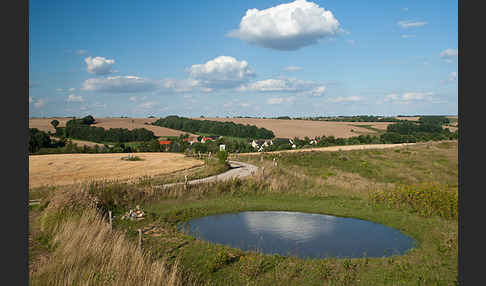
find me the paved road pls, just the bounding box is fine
[157,160,259,189]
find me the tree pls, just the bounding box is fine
[50,119,59,129]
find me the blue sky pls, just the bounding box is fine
[29,0,458,118]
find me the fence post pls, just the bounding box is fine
[184,175,188,190]
[108,211,112,230]
[261,167,265,179]
[138,229,142,250]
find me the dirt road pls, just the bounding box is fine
[158,160,259,188]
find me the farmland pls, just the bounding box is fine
[28,152,204,189]
[29,140,458,285]
[192,117,391,138]
[29,117,197,137]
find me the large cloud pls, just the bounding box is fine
[84,56,116,75]
[228,0,340,51]
[188,56,255,89]
[81,76,158,93]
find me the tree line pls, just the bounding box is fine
[152,116,275,139]
[54,115,157,143]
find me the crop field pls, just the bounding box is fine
[192,117,392,138]
[28,152,204,189]
[29,117,196,137]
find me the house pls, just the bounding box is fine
[250,139,273,152]
[159,140,171,151]
[201,137,213,143]
[183,136,199,145]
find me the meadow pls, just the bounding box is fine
[28,140,458,285]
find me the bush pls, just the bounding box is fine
[216,150,228,164]
[369,182,457,219]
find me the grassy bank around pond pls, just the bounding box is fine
[29,140,458,286]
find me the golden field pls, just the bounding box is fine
[29,152,204,189]
[29,117,196,137]
[192,117,391,138]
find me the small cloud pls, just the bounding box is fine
[401,34,416,39]
[327,96,361,103]
[397,20,427,28]
[93,102,107,109]
[441,72,457,84]
[84,56,116,75]
[240,103,251,107]
[346,39,355,45]
[82,76,158,93]
[34,98,46,108]
[66,94,84,102]
[138,101,158,109]
[283,66,303,72]
[29,96,33,103]
[267,97,296,105]
[129,96,137,102]
[29,82,40,88]
[440,49,458,63]
[402,8,409,12]
[75,49,88,55]
[68,88,76,92]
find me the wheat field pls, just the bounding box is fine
[29,152,204,189]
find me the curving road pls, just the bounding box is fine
[157,160,260,189]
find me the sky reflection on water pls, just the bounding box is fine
[185,211,415,258]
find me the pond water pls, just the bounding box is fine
[182,211,415,259]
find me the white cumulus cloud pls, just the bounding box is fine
[162,78,200,93]
[81,76,158,93]
[228,0,341,51]
[401,34,416,39]
[84,56,116,75]
[188,56,255,89]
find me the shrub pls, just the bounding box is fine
[216,150,228,164]
[369,182,458,219]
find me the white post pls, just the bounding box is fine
[108,211,112,230]
[138,229,142,250]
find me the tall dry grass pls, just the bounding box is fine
[30,207,191,286]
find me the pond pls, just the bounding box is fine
[182,211,416,259]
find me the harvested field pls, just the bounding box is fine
[49,136,106,148]
[29,153,203,189]
[29,117,196,137]
[192,117,391,138]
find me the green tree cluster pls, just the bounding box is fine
[152,116,275,139]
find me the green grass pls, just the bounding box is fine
[29,140,458,286]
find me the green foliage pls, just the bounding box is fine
[153,115,275,139]
[58,116,157,143]
[369,182,458,219]
[216,150,228,164]
[29,128,57,153]
[50,119,60,129]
